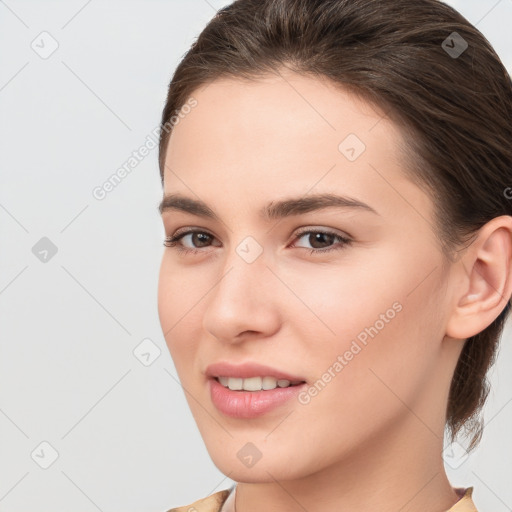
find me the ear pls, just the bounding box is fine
[446,215,512,340]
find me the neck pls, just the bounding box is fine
[234,413,460,512]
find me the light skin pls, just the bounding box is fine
[157,68,512,512]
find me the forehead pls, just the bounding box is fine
[167,70,394,159]
[163,71,433,229]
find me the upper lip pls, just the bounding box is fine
[205,361,306,382]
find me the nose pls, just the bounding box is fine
[202,247,281,344]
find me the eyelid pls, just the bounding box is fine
[168,224,351,240]
[293,225,352,240]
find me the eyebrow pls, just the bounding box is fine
[159,192,379,221]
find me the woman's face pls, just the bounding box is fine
[158,70,461,481]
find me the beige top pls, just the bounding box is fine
[167,485,478,512]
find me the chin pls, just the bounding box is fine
[206,444,309,483]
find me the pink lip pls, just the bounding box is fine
[209,378,307,419]
[205,361,307,419]
[205,361,306,382]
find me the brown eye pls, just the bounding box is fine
[163,228,352,256]
[292,229,352,254]
[164,230,217,253]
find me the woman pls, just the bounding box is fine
[156,0,512,510]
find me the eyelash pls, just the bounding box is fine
[163,228,352,256]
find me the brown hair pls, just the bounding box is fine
[158,0,512,450]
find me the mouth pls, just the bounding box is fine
[213,375,306,392]
[205,361,306,385]
[205,361,307,418]
[208,376,308,419]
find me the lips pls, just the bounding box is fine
[205,361,306,383]
[208,376,307,419]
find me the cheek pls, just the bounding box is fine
[157,255,202,331]
[157,257,201,371]
[157,260,174,339]
[290,248,444,414]
[287,303,428,463]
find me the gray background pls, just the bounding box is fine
[0,1,511,511]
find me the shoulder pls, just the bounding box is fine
[166,489,231,512]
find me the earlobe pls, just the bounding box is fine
[445,216,512,340]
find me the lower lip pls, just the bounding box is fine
[209,378,307,419]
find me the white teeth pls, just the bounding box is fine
[243,377,264,391]
[263,376,278,390]
[217,376,303,391]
